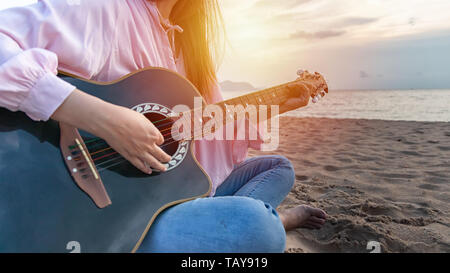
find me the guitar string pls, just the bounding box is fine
[84,101,285,171]
[84,80,324,172]
[80,82,291,151]
[90,135,180,164]
[76,117,181,156]
[89,116,233,171]
[80,103,234,157]
[78,83,289,152]
[95,138,188,173]
[89,104,258,165]
[78,101,220,152]
[76,90,292,172]
[89,121,205,169]
[90,111,266,172]
[73,118,178,151]
[92,126,205,169]
[83,124,183,162]
[71,76,314,150]
[86,128,176,158]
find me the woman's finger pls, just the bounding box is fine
[150,144,172,163]
[128,157,152,175]
[150,128,165,146]
[141,153,167,172]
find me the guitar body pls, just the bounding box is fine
[0,68,211,252]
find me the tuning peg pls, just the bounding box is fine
[297,69,305,77]
[312,96,319,103]
[320,90,326,97]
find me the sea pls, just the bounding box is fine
[223,89,450,122]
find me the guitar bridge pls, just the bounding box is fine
[60,123,112,209]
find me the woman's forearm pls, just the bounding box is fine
[50,89,115,138]
[50,89,171,173]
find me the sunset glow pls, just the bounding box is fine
[219,0,450,90]
[2,0,449,90]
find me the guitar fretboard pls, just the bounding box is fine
[179,79,306,140]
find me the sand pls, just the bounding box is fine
[249,117,450,253]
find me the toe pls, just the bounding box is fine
[309,207,327,219]
[309,216,326,224]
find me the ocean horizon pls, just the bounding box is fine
[222,89,450,122]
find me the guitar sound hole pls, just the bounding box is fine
[144,112,179,157]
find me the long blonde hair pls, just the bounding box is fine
[165,0,225,99]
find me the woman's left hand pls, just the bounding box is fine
[280,70,328,113]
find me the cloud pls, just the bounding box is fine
[253,0,312,9]
[360,71,370,78]
[219,0,450,90]
[290,30,346,40]
[337,17,379,27]
[409,17,418,26]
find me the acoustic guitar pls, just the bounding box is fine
[0,67,327,252]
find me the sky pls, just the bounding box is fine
[1,0,450,90]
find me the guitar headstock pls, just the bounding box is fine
[297,69,329,103]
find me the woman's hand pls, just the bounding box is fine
[95,104,172,174]
[52,89,171,174]
[280,70,328,114]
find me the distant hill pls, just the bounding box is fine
[219,80,256,92]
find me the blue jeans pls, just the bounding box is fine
[137,155,295,253]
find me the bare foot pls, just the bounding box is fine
[279,205,327,231]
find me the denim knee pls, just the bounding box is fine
[232,197,286,253]
[271,155,295,191]
[137,196,286,253]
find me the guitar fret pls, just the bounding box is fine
[238,96,245,106]
[263,92,272,105]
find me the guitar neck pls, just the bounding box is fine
[186,79,310,140]
[218,80,298,111]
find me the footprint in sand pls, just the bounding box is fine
[301,159,319,167]
[337,157,353,163]
[354,155,377,162]
[374,173,418,179]
[427,176,448,184]
[418,184,440,191]
[323,165,339,172]
[425,171,447,178]
[401,150,422,156]
[295,175,309,181]
[437,146,450,151]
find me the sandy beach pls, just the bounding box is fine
[249,116,450,253]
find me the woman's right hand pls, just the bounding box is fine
[51,89,171,174]
[96,104,172,174]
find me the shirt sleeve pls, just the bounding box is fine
[0,35,75,121]
[0,0,119,121]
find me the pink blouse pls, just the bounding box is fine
[0,0,261,196]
